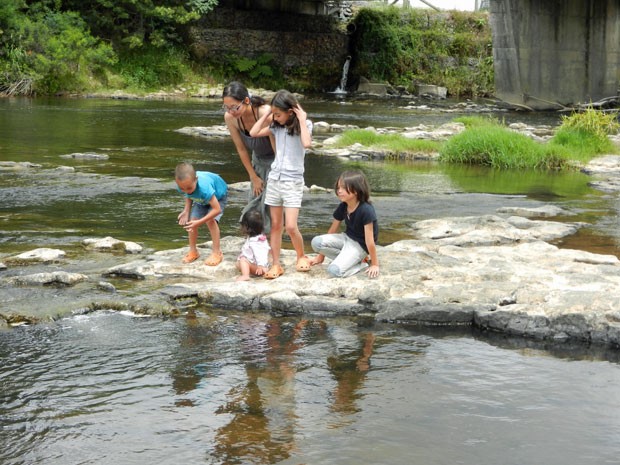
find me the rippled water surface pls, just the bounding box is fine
[1,96,619,257]
[2,96,620,464]
[1,312,619,465]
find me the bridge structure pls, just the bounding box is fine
[490,0,620,110]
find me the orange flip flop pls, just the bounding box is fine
[182,250,200,263]
[295,256,312,272]
[264,264,284,279]
[204,252,223,266]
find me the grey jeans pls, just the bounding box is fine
[311,233,368,278]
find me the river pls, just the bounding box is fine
[1,96,619,464]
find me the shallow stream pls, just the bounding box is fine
[1,96,620,464]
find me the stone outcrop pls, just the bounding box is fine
[82,236,143,254]
[3,209,616,345]
[98,212,619,347]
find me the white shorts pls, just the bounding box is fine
[264,179,304,208]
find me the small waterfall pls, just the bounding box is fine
[331,56,351,95]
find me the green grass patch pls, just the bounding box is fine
[333,129,441,156]
[549,128,617,163]
[439,125,571,170]
[548,108,619,162]
[441,108,619,170]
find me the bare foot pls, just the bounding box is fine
[235,275,250,282]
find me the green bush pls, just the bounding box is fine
[115,46,191,90]
[0,8,115,95]
[204,52,284,90]
[349,6,493,97]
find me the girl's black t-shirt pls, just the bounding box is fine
[333,201,378,252]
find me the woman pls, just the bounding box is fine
[222,81,275,232]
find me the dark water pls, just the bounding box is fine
[1,96,620,464]
[1,311,619,465]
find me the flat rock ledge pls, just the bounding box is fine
[2,213,620,347]
[94,213,620,347]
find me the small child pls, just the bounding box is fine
[236,209,271,281]
[249,89,313,279]
[309,170,380,278]
[175,162,228,266]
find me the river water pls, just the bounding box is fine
[1,96,620,464]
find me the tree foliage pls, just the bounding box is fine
[0,0,219,95]
[56,0,218,49]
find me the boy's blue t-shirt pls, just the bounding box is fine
[178,171,228,205]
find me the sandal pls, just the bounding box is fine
[264,264,284,279]
[182,250,200,263]
[204,252,223,266]
[296,256,312,272]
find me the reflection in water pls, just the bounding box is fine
[211,319,308,464]
[167,315,378,464]
[328,332,374,417]
[1,313,620,465]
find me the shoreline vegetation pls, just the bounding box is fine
[4,0,617,171]
[0,3,492,98]
[329,111,620,170]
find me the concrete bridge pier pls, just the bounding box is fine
[491,0,620,110]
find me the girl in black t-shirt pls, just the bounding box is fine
[309,170,380,278]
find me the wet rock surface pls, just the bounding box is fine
[2,208,620,347]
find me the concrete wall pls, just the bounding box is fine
[188,3,349,89]
[215,0,327,15]
[491,0,620,109]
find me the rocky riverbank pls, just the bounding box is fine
[3,117,620,348]
[2,196,620,346]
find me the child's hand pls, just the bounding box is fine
[293,105,307,122]
[255,266,267,276]
[183,219,199,233]
[309,255,324,266]
[365,265,380,279]
[177,211,189,225]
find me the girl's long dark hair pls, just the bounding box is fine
[335,170,371,203]
[222,81,266,108]
[270,89,301,136]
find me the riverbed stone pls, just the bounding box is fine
[8,271,88,286]
[5,248,66,264]
[0,161,42,170]
[80,211,620,346]
[82,236,143,254]
[410,214,581,245]
[496,205,573,217]
[60,152,109,160]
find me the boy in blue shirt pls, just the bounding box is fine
[175,162,228,266]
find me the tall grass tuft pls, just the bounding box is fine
[439,125,570,170]
[549,107,620,162]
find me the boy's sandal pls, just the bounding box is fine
[264,264,284,279]
[295,256,312,272]
[182,251,200,263]
[204,252,223,266]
